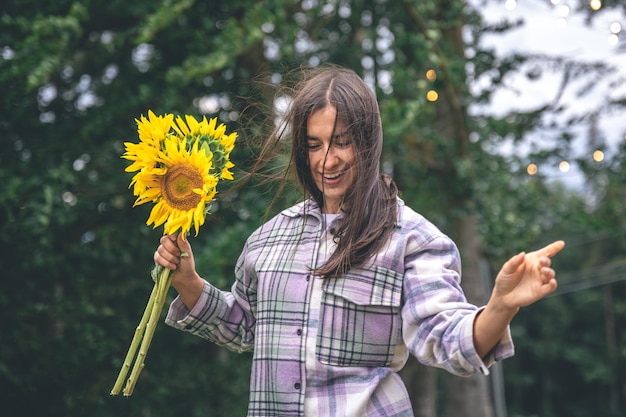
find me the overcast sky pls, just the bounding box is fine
[469,0,626,189]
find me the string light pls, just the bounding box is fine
[593,150,605,162]
[505,0,621,178]
[555,4,570,27]
[609,22,621,46]
[426,90,439,102]
[590,0,602,11]
[505,0,516,11]
[610,22,622,34]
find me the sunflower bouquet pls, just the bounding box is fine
[110,110,236,396]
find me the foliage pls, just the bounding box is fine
[0,1,265,415]
[1,0,624,416]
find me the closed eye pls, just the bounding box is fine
[307,140,322,150]
[334,139,352,149]
[306,130,351,150]
[332,130,351,148]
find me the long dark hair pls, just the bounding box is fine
[252,65,398,278]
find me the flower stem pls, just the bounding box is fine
[122,266,173,396]
[110,282,158,396]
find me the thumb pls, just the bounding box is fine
[501,252,525,276]
[176,233,193,257]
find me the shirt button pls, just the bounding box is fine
[296,329,302,336]
[294,382,301,390]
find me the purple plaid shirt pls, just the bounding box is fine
[165,198,514,416]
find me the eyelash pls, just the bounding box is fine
[307,140,352,150]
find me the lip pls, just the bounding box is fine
[320,170,347,184]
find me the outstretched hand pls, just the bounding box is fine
[492,240,565,309]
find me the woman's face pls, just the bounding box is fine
[306,105,356,214]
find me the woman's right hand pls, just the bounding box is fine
[154,234,204,309]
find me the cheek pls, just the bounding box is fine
[348,154,359,179]
[307,156,320,180]
[346,149,357,167]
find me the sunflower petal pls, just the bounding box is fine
[123,111,237,239]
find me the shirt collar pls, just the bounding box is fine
[282,197,405,227]
[281,199,323,219]
[394,197,405,227]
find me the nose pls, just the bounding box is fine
[322,146,340,169]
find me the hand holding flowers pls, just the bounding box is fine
[110,110,236,396]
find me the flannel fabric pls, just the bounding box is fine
[165,198,514,416]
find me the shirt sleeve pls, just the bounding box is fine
[164,243,257,353]
[400,234,514,376]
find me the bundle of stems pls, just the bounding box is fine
[110,260,181,396]
[112,111,236,396]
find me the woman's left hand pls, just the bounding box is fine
[492,240,565,309]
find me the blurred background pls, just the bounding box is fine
[1,0,624,416]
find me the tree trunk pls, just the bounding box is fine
[397,1,498,415]
[445,216,494,417]
[432,2,496,415]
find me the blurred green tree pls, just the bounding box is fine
[0,0,623,416]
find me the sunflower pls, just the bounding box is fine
[171,114,237,180]
[112,111,237,397]
[144,135,218,237]
[122,111,236,238]
[123,110,173,173]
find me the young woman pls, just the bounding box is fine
[154,66,564,417]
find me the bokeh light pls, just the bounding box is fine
[527,163,538,175]
[559,161,570,172]
[610,22,622,34]
[590,0,602,11]
[593,150,604,162]
[426,90,439,102]
[505,0,516,11]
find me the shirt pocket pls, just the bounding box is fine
[316,265,403,367]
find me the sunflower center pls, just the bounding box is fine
[161,163,204,210]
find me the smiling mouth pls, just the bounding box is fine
[323,170,346,180]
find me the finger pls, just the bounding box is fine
[154,249,178,270]
[176,233,193,256]
[537,240,565,258]
[501,252,526,275]
[160,234,178,248]
[160,235,182,256]
[542,273,558,291]
[538,278,557,298]
[539,256,552,268]
[540,266,556,280]
[155,235,183,268]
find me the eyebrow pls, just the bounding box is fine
[306,130,350,141]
